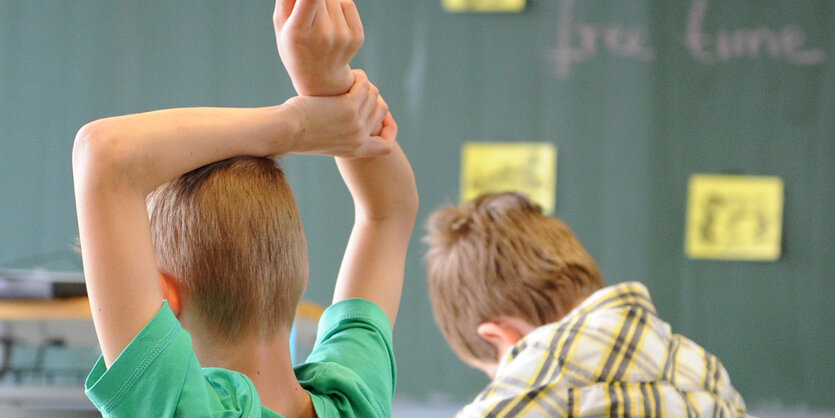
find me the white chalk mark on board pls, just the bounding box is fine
[550,0,654,78]
[686,0,825,65]
[549,0,826,79]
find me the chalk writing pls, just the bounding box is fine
[550,0,826,78]
[550,0,654,78]
[686,0,825,65]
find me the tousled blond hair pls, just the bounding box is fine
[147,157,308,343]
[424,192,605,363]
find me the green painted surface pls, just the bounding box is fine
[1,0,832,410]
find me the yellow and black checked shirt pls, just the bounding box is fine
[458,282,748,417]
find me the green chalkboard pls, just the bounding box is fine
[0,0,832,411]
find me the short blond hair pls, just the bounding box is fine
[424,192,605,363]
[147,157,308,343]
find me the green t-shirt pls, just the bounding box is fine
[85,299,395,417]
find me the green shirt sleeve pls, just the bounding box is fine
[295,298,396,418]
[84,301,272,417]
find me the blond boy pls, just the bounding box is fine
[74,1,418,416]
[425,192,747,417]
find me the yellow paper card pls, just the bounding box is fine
[461,142,556,213]
[443,0,526,13]
[685,174,784,261]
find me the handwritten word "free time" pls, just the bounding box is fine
[549,0,826,78]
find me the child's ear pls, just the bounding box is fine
[476,317,535,359]
[158,271,183,316]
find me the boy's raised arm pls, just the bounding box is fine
[332,128,418,327]
[275,0,419,326]
[73,83,390,366]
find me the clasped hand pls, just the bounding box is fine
[283,69,395,158]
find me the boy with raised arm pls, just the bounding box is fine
[74,0,418,416]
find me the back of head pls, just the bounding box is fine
[424,192,605,364]
[147,156,308,344]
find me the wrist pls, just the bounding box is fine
[292,66,354,96]
[265,104,302,156]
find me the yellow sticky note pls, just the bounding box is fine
[461,142,557,213]
[443,0,526,13]
[685,174,784,261]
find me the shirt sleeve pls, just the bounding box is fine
[85,302,191,416]
[295,298,396,418]
[84,301,259,417]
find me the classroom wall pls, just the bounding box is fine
[0,0,832,412]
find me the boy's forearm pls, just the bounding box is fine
[334,142,418,326]
[335,143,418,223]
[73,73,390,222]
[72,106,296,196]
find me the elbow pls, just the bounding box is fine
[404,184,420,222]
[357,182,419,227]
[72,119,131,189]
[394,179,420,229]
[72,121,102,172]
[398,169,420,223]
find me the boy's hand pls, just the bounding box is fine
[282,70,393,158]
[274,0,363,96]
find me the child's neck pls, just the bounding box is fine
[191,330,315,418]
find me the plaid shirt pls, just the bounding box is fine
[458,282,748,417]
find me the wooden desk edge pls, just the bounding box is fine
[0,298,326,321]
[0,297,92,320]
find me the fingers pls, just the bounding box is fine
[274,0,296,28]
[341,1,364,40]
[326,0,359,54]
[376,112,398,146]
[355,112,396,157]
[368,96,387,137]
[348,79,372,125]
[349,70,384,135]
[356,112,395,157]
[285,0,321,27]
[341,0,365,44]
[345,69,393,157]
[348,69,370,99]
[357,83,379,125]
[325,0,346,28]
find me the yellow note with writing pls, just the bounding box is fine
[461,142,556,213]
[685,174,784,261]
[443,0,526,13]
